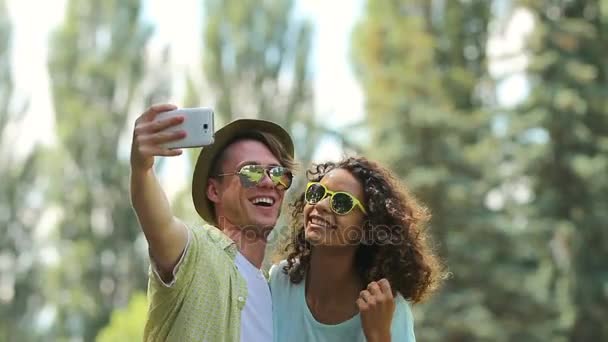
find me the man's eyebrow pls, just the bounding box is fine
[235,161,282,168]
[235,161,260,168]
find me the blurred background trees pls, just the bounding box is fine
[0,0,606,340]
[352,1,560,340]
[200,0,320,172]
[1,0,58,339]
[352,0,607,340]
[43,0,154,339]
[513,0,608,339]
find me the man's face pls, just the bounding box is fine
[209,139,286,234]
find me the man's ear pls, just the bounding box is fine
[207,179,221,204]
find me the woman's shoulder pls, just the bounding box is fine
[269,259,291,283]
[391,294,416,341]
[269,259,305,303]
[393,294,414,321]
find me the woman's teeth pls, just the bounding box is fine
[310,217,331,227]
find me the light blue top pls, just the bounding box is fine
[270,261,416,342]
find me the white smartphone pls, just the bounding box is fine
[155,107,215,149]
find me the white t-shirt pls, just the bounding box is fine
[235,252,273,342]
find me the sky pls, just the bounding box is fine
[6,0,65,153]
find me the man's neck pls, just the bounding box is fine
[306,246,362,303]
[220,219,268,269]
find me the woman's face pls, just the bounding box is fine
[303,168,367,246]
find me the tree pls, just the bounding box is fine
[204,0,320,168]
[46,0,154,339]
[0,1,51,339]
[201,0,312,124]
[515,0,608,339]
[352,1,560,340]
[95,292,147,342]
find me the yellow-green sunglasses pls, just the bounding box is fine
[304,182,367,215]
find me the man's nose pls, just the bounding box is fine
[256,169,275,188]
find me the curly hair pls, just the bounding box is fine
[280,156,445,303]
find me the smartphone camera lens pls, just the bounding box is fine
[203,124,208,130]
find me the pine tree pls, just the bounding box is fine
[352,1,560,340]
[515,0,608,339]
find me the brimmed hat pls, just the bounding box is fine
[192,119,295,225]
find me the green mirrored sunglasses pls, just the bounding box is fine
[217,164,293,190]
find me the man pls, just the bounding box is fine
[130,103,295,341]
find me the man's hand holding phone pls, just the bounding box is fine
[131,104,186,172]
[130,104,215,172]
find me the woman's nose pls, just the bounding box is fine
[313,194,332,213]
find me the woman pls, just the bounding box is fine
[270,157,445,341]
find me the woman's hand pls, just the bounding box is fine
[357,278,395,342]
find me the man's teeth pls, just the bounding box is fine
[252,197,274,205]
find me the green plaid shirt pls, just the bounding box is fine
[144,224,247,342]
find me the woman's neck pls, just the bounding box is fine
[305,246,363,324]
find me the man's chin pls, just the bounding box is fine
[250,209,278,223]
[244,216,278,235]
[255,219,277,232]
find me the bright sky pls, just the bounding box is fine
[6,0,65,155]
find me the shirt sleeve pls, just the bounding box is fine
[148,224,199,294]
[269,263,279,279]
[269,260,290,287]
[148,225,193,288]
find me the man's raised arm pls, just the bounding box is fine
[129,104,188,280]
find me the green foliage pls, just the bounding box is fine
[352,0,565,340]
[96,292,147,342]
[44,0,153,339]
[201,0,311,121]
[513,0,608,340]
[0,0,10,117]
[200,0,320,164]
[0,2,46,340]
[353,0,608,340]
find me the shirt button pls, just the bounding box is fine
[238,296,245,302]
